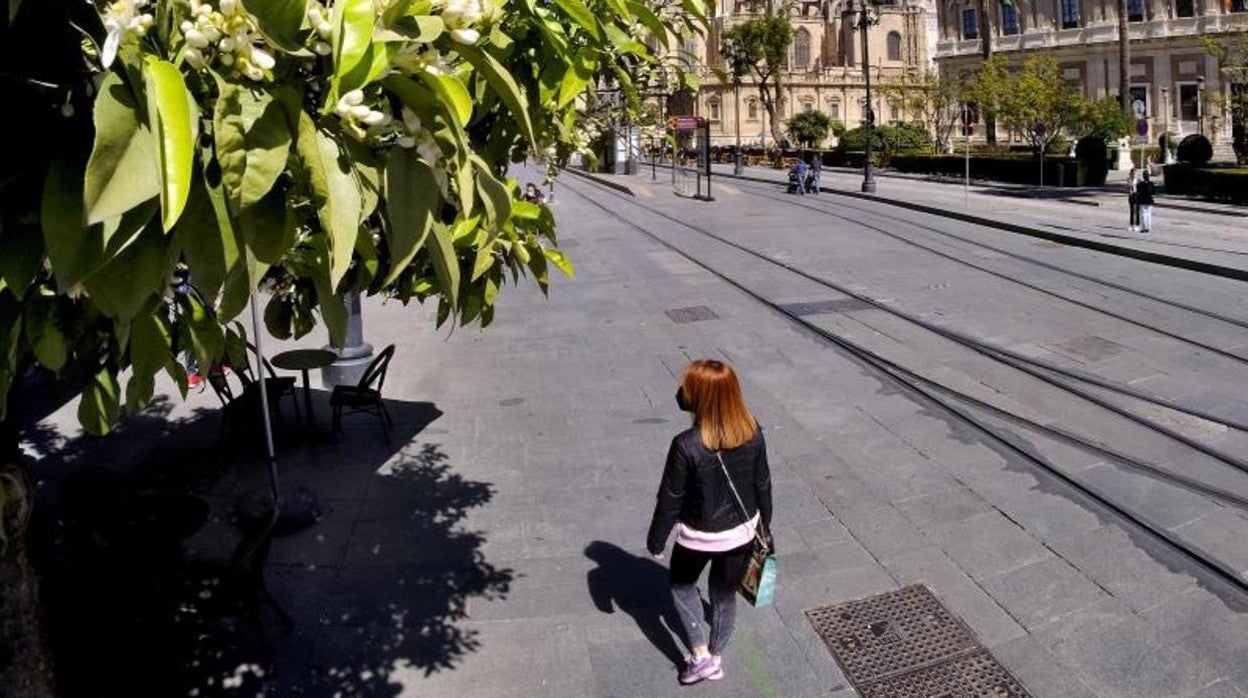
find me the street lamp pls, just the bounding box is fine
[853,0,879,193]
[734,75,744,175]
[1197,76,1206,137]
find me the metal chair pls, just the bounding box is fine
[330,344,396,435]
[238,343,301,424]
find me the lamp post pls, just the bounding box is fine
[734,76,744,175]
[1197,76,1206,137]
[854,0,879,193]
[1161,86,1172,163]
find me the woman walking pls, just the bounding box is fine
[1137,170,1156,234]
[1127,166,1141,233]
[647,359,773,685]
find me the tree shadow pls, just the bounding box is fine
[584,541,687,667]
[21,393,512,697]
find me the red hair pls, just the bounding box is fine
[680,359,757,450]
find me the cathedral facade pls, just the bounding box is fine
[666,0,935,148]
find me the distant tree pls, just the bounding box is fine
[1078,97,1135,142]
[996,55,1085,157]
[720,13,793,147]
[787,110,834,149]
[883,70,963,153]
[964,54,1010,148]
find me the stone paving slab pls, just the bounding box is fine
[22,166,1248,696]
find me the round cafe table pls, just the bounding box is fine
[270,348,337,429]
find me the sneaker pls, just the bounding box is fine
[707,655,724,681]
[679,655,721,685]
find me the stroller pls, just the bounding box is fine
[787,169,802,194]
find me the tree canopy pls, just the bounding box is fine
[786,109,833,149]
[720,13,791,146]
[0,0,704,435]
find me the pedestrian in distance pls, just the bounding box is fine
[1127,166,1141,233]
[1137,170,1156,234]
[808,157,821,195]
[787,161,802,194]
[794,159,809,195]
[647,359,774,686]
[522,182,546,204]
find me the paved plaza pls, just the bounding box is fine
[23,166,1248,696]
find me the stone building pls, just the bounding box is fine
[660,0,935,148]
[934,0,1248,152]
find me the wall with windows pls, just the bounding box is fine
[662,0,934,147]
[933,0,1247,147]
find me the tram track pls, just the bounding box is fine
[560,173,1248,597]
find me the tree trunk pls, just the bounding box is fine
[979,0,997,144]
[757,74,785,149]
[0,458,56,697]
[1118,0,1132,110]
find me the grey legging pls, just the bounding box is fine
[669,542,752,655]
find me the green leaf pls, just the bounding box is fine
[174,171,230,301]
[82,225,168,320]
[143,57,196,231]
[557,51,594,108]
[627,0,666,46]
[237,183,296,264]
[24,301,67,371]
[330,0,375,97]
[603,0,632,21]
[374,14,443,42]
[427,221,459,307]
[471,157,512,224]
[84,72,160,225]
[294,115,362,287]
[553,0,600,38]
[382,146,438,286]
[543,246,575,278]
[341,42,391,95]
[0,227,44,297]
[125,371,156,414]
[456,43,537,146]
[130,311,173,377]
[8,0,23,23]
[241,0,307,53]
[471,243,494,282]
[183,288,225,369]
[419,72,472,127]
[78,368,121,436]
[213,80,295,213]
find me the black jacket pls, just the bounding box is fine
[1136,181,1155,206]
[646,427,773,554]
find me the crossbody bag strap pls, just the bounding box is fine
[715,451,770,552]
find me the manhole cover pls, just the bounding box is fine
[777,298,871,317]
[664,306,719,324]
[806,585,1030,697]
[1043,335,1123,362]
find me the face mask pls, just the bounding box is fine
[675,387,692,412]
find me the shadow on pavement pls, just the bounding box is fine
[21,394,512,697]
[585,541,687,667]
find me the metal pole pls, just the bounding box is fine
[734,79,744,175]
[249,292,280,509]
[705,120,714,200]
[964,104,970,208]
[651,136,657,180]
[860,0,877,193]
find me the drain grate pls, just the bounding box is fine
[777,298,872,317]
[664,306,719,324]
[806,585,1030,697]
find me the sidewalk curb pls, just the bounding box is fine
[562,166,635,196]
[567,165,1248,283]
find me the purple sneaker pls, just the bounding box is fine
[679,654,722,685]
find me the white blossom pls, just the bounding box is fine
[101,0,154,68]
[449,28,479,44]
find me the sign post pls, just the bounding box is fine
[1034,122,1046,189]
[667,115,712,200]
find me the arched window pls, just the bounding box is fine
[747,99,758,119]
[887,31,902,62]
[792,29,811,70]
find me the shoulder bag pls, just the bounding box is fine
[715,452,778,607]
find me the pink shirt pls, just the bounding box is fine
[675,513,759,553]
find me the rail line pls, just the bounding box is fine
[560,173,1248,597]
